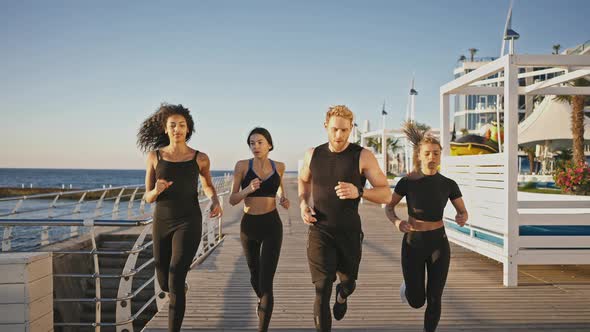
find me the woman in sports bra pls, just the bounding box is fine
[229,127,290,332]
[138,103,222,332]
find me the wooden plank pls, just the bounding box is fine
[519,200,590,209]
[519,212,590,226]
[515,249,590,265]
[143,180,590,331]
[519,236,590,249]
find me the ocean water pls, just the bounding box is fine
[0,168,231,251]
[0,168,296,251]
[0,168,232,189]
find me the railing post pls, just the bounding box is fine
[73,192,88,214]
[95,190,109,216]
[72,192,87,238]
[90,226,101,332]
[116,223,153,332]
[113,188,126,214]
[218,198,224,241]
[11,197,25,215]
[139,199,146,215]
[127,187,140,217]
[2,226,13,251]
[48,194,60,218]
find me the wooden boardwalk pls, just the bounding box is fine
[143,180,590,331]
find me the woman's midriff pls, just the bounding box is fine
[408,218,444,232]
[243,196,277,215]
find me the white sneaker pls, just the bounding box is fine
[400,281,408,304]
[256,299,261,318]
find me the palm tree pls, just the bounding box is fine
[552,44,561,54]
[522,146,536,174]
[387,138,403,175]
[554,78,590,165]
[554,148,573,171]
[415,121,431,132]
[366,137,381,153]
[365,137,399,154]
[458,55,467,62]
[468,48,478,62]
[388,137,401,155]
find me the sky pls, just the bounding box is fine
[1,0,588,171]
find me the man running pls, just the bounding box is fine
[298,105,392,331]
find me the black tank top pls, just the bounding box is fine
[310,143,366,232]
[240,159,280,197]
[153,149,202,223]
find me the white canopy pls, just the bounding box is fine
[518,96,590,149]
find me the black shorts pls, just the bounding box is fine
[307,225,364,283]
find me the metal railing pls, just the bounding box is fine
[0,175,233,332]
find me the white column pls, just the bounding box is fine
[381,115,387,174]
[503,55,519,287]
[381,135,387,173]
[440,93,451,158]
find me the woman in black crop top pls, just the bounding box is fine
[229,127,289,332]
[139,104,222,332]
[385,136,468,332]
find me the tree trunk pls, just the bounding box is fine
[527,152,535,174]
[571,96,586,165]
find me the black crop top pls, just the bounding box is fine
[240,159,281,198]
[394,172,462,222]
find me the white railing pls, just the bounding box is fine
[0,175,233,332]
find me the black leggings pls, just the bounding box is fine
[307,227,362,332]
[401,227,450,332]
[240,209,283,332]
[313,274,356,331]
[153,218,202,332]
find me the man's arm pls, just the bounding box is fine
[359,148,391,204]
[298,148,316,224]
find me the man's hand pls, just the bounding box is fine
[334,181,359,200]
[301,205,317,225]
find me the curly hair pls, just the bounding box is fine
[137,103,195,153]
[325,105,354,124]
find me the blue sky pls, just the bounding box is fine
[1,0,588,170]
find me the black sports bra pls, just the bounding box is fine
[240,159,281,198]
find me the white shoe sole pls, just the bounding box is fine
[400,281,408,304]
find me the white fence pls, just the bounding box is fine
[442,154,590,287]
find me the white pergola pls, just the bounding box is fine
[440,54,590,287]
